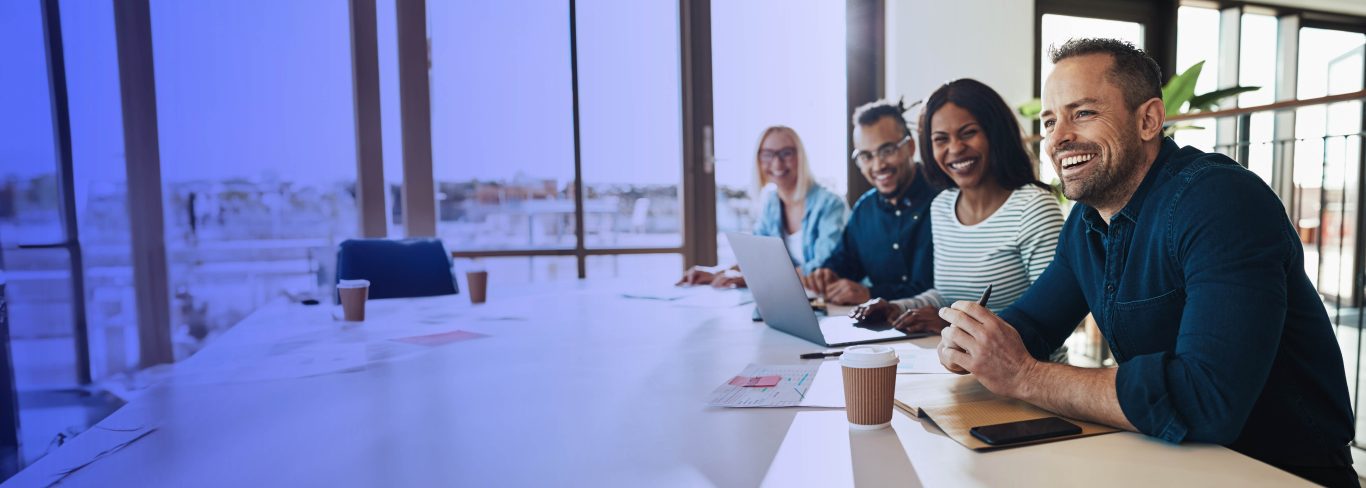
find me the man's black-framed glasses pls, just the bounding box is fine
[851,134,911,167]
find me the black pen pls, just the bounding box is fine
[978,284,993,308]
[800,351,843,360]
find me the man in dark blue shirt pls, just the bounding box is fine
[802,100,938,305]
[934,38,1355,486]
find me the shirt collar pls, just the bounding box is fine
[1079,137,1178,232]
[875,165,933,211]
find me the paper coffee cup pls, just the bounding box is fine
[337,279,370,321]
[466,270,488,304]
[840,345,899,430]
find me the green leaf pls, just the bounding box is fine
[1162,61,1203,115]
[1017,98,1042,120]
[1187,86,1261,112]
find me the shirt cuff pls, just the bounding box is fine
[1115,352,1190,443]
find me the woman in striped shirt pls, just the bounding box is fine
[852,79,1064,335]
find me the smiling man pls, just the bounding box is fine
[801,100,939,305]
[933,38,1355,486]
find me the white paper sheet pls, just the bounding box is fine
[892,344,954,374]
[707,364,821,407]
[798,360,847,408]
[170,344,368,386]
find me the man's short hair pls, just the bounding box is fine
[1048,38,1162,111]
[852,98,911,135]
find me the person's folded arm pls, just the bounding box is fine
[1115,170,1290,444]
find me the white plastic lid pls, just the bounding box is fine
[840,345,899,368]
[337,279,370,289]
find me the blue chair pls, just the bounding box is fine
[336,238,459,299]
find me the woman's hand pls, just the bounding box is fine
[711,269,747,288]
[892,305,949,335]
[676,266,716,286]
[849,298,901,322]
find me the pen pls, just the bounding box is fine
[800,351,843,360]
[978,284,993,308]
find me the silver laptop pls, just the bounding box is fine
[727,232,925,347]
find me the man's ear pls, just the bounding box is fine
[1136,97,1166,142]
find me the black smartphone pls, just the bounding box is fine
[969,417,1082,446]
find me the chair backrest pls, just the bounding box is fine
[336,238,458,299]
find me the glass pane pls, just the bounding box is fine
[1293,28,1365,305]
[577,0,683,250]
[0,0,79,390]
[1237,14,1278,183]
[430,1,576,252]
[711,0,847,266]
[377,0,405,238]
[1172,6,1221,151]
[586,254,683,281]
[453,256,577,292]
[1037,14,1144,185]
[150,0,358,359]
[61,0,140,382]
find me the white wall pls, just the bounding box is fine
[886,0,1037,124]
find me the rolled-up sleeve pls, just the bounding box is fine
[1115,169,1290,444]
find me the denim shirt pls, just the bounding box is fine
[754,184,849,274]
[1000,138,1353,468]
[819,168,938,300]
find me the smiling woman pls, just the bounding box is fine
[851,79,1062,337]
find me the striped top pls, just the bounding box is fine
[892,185,1064,314]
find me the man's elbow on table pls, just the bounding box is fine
[1117,358,1255,446]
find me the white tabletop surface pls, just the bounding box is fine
[2,278,1310,487]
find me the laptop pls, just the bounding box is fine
[726,232,927,347]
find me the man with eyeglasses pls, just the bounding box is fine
[801,99,939,305]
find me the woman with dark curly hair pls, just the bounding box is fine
[852,79,1063,337]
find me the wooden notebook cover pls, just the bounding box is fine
[894,374,1119,451]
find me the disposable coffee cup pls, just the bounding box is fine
[840,345,900,430]
[466,270,488,304]
[337,279,370,321]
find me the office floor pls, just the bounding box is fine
[12,389,124,476]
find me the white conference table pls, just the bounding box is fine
[3,277,1309,487]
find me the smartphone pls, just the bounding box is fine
[969,417,1082,446]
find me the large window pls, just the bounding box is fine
[64,0,140,384]
[711,0,847,266]
[578,0,684,253]
[434,0,685,280]
[150,0,359,359]
[1295,27,1365,306]
[430,1,576,252]
[1238,13,1280,182]
[1171,5,1222,152]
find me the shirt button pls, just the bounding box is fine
[892,243,900,250]
[895,210,902,217]
[912,215,919,220]
[1106,284,1115,293]
[901,275,908,282]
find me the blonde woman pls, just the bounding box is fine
[678,126,848,287]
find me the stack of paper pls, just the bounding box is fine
[708,363,845,408]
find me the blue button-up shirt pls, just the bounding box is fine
[754,184,849,274]
[819,167,938,300]
[1000,138,1353,468]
